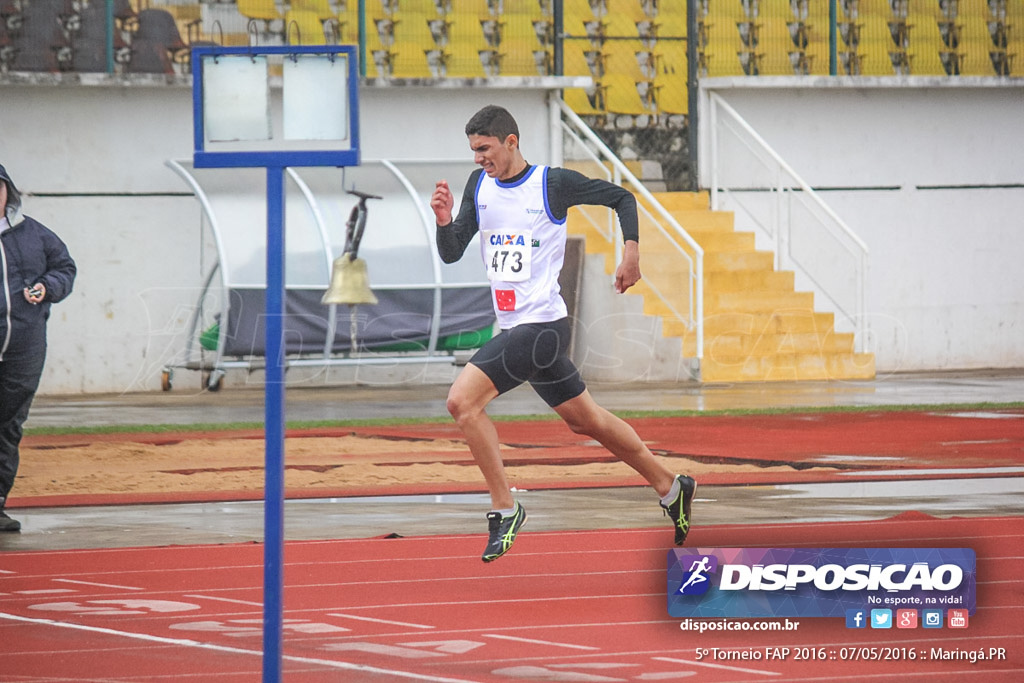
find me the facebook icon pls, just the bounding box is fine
[846,609,867,629]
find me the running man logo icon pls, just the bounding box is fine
[676,555,718,595]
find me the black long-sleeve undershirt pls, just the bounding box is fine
[436,165,639,264]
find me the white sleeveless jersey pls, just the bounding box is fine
[475,166,567,328]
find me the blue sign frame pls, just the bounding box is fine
[191,44,360,169]
[190,43,361,683]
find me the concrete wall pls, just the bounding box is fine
[2,74,1021,394]
[699,77,1024,374]
[0,75,578,394]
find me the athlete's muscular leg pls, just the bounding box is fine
[553,390,676,498]
[446,363,516,510]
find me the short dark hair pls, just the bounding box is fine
[465,105,520,143]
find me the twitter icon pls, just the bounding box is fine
[870,609,893,629]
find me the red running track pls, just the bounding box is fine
[1,513,1022,682]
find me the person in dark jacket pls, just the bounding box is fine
[0,163,77,532]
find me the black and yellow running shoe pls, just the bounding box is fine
[482,502,527,562]
[661,475,696,546]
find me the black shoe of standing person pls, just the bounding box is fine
[0,509,21,532]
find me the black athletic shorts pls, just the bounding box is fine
[468,317,586,408]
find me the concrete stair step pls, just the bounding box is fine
[706,290,815,314]
[682,331,855,357]
[570,189,874,382]
[648,191,710,211]
[650,209,737,234]
[707,269,795,292]
[663,310,837,337]
[705,250,776,272]
[685,229,756,252]
[699,352,876,383]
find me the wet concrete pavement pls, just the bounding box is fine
[4,370,1023,552]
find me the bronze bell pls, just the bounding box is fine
[321,252,378,305]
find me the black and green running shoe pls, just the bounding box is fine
[661,475,696,546]
[482,502,527,563]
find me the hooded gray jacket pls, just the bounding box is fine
[0,164,77,359]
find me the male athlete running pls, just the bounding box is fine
[430,105,695,562]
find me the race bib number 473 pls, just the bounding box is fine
[483,230,531,282]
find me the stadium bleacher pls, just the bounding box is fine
[0,1,1015,119]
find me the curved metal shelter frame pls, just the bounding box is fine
[163,158,492,390]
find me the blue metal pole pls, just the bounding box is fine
[262,166,286,683]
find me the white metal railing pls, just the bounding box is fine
[556,98,704,360]
[707,92,869,352]
[163,158,490,389]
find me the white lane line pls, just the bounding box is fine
[55,579,144,591]
[328,613,435,630]
[184,594,263,607]
[838,466,1024,476]
[483,633,600,651]
[0,611,476,683]
[653,656,781,677]
[329,592,665,612]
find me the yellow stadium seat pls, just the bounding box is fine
[657,3,686,36]
[602,39,645,79]
[457,0,496,17]
[958,4,997,74]
[653,73,687,115]
[562,9,604,48]
[389,41,433,77]
[601,72,648,115]
[238,0,282,22]
[284,9,328,45]
[398,0,440,16]
[292,0,336,22]
[448,10,488,43]
[562,41,597,76]
[498,37,545,74]
[442,10,488,75]
[502,12,544,46]
[237,0,283,36]
[563,87,605,116]
[392,13,436,44]
[654,43,686,76]
[805,0,830,26]
[565,0,601,22]
[705,0,746,22]
[446,48,487,76]
[854,6,893,74]
[337,5,359,43]
[908,13,945,75]
[603,13,639,40]
[757,17,795,74]
[606,0,650,22]
[500,0,545,17]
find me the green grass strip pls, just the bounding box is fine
[24,400,1024,437]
